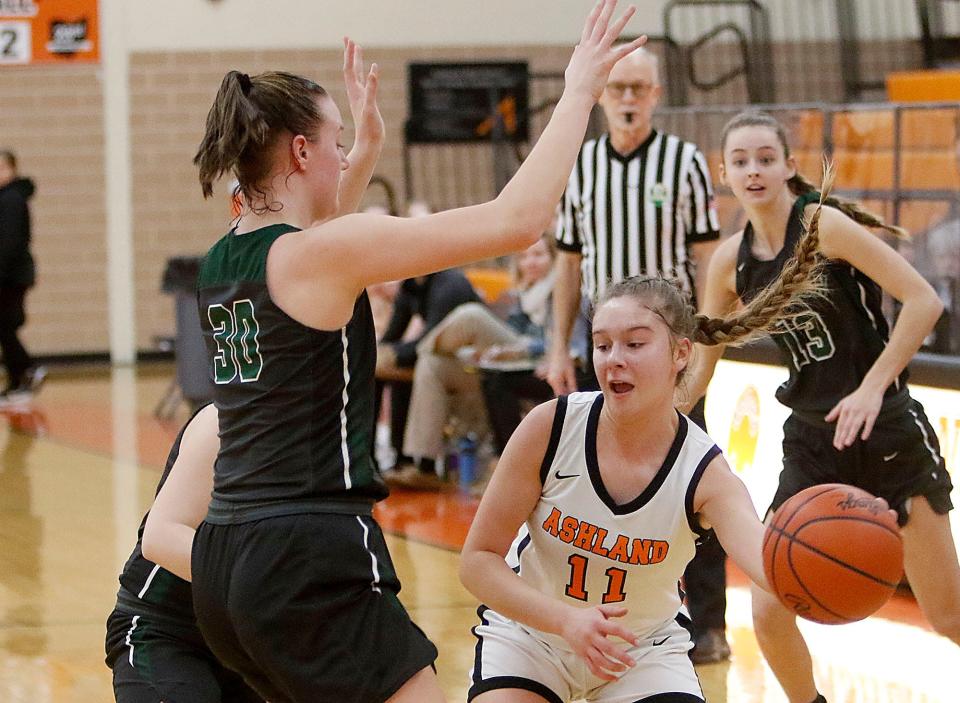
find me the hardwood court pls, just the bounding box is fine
[0,367,956,702]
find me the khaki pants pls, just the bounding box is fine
[403,303,522,460]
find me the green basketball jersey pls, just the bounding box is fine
[197,224,385,524]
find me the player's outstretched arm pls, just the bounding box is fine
[460,402,563,627]
[269,1,647,330]
[335,37,384,218]
[694,453,771,593]
[460,399,639,681]
[142,405,219,582]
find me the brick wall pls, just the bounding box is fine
[0,64,107,355]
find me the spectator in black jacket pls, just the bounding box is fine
[0,150,43,405]
[375,269,481,482]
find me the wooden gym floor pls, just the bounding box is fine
[0,365,956,702]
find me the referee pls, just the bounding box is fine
[546,46,730,665]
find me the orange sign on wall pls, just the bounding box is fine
[0,1,99,65]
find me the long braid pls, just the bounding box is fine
[692,160,834,347]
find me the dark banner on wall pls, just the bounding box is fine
[406,61,529,144]
[0,0,99,65]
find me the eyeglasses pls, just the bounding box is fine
[605,81,655,98]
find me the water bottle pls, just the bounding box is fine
[457,433,478,490]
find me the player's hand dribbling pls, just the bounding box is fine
[824,382,884,449]
[564,0,647,103]
[559,604,638,681]
[342,37,384,148]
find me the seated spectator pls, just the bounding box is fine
[375,204,482,481]
[392,234,569,490]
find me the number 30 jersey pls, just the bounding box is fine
[507,392,720,648]
[197,224,385,525]
[736,192,910,420]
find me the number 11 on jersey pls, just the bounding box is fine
[565,554,628,604]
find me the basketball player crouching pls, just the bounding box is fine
[460,276,856,703]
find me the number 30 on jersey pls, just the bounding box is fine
[208,300,264,383]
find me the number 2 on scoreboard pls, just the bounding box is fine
[0,22,31,65]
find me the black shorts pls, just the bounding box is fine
[771,400,954,526]
[191,512,438,703]
[106,610,262,703]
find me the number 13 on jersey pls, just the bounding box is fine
[208,300,264,383]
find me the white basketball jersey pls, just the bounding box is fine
[506,391,721,649]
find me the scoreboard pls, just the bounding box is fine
[0,0,98,65]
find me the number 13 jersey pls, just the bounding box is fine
[736,192,910,420]
[507,392,721,648]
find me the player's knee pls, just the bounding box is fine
[751,586,792,632]
[450,302,487,322]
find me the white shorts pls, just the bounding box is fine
[468,607,705,703]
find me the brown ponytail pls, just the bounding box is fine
[193,70,327,211]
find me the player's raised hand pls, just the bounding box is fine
[342,37,383,147]
[559,604,639,681]
[564,0,647,103]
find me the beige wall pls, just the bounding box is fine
[0,65,108,355]
[121,0,923,51]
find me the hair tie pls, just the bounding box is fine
[238,73,253,95]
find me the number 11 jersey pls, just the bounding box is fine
[507,392,721,648]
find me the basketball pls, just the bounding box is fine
[762,483,904,625]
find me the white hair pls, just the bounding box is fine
[612,44,661,86]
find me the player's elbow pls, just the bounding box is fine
[929,610,960,645]
[458,552,475,590]
[914,279,945,326]
[458,549,484,595]
[141,514,165,565]
[928,288,945,321]
[497,200,552,249]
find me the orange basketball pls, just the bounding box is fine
[762,483,904,624]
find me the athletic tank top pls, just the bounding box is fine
[736,193,909,421]
[113,407,201,624]
[507,392,720,647]
[197,224,384,524]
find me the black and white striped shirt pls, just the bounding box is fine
[556,130,720,303]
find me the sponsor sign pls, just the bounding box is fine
[0,1,98,65]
